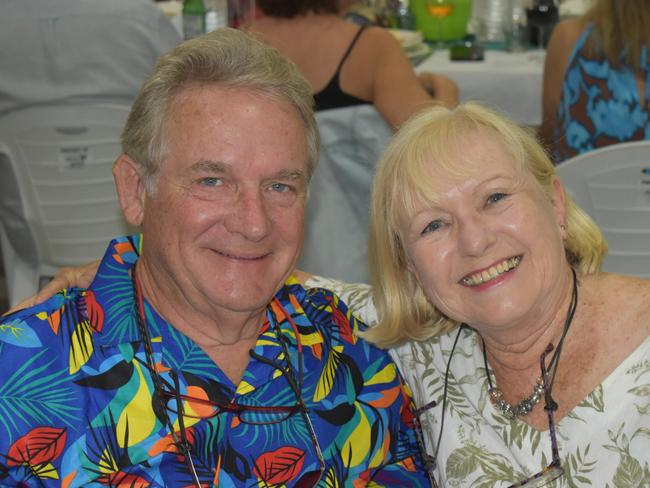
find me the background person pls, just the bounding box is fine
[0,0,181,115]
[0,29,430,487]
[244,0,458,128]
[539,0,650,163]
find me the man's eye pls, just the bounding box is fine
[487,192,507,205]
[270,182,292,193]
[198,177,222,187]
[421,220,442,235]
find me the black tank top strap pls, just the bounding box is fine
[313,25,371,111]
[334,25,368,74]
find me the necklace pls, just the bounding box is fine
[131,268,202,488]
[482,267,578,419]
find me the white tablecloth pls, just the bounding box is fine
[416,49,545,126]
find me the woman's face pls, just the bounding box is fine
[399,129,568,332]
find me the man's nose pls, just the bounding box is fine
[224,190,272,241]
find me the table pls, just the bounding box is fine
[416,48,545,127]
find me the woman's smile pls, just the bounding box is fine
[461,255,522,287]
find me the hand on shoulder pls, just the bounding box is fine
[2,260,100,316]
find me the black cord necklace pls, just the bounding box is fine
[431,323,466,468]
[131,268,202,488]
[482,267,578,419]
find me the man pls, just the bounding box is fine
[0,29,430,487]
[0,0,181,115]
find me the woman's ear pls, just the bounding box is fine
[404,252,423,288]
[550,176,568,234]
[113,154,146,226]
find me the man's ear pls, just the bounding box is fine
[113,154,146,226]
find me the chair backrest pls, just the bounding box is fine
[298,105,393,283]
[0,103,137,305]
[556,140,650,278]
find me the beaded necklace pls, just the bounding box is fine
[482,267,578,419]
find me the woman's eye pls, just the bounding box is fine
[487,192,508,205]
[421,220,442,235]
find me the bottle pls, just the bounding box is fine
[205,0,228,32]
[526,0,559,48]
[395,0,415,30]
[505,0,528,52]
[183,0,206,40]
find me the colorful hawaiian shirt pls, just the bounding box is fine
[553,23,650,163]
[0,235,429,487]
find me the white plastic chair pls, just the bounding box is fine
[298,105,393,283]
[0,103,137,307]
[556,141,650,278]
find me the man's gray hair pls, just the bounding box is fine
[121,27,319,192]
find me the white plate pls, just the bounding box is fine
[389,29,424,49]
[406,42,431,60]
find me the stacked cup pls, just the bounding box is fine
[472,0,511,43]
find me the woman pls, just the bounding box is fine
[244,0,458,127]
[316,102,650,485]
[539,0,650,163]
[12,104,650,486]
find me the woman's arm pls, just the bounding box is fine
[539,19,584,150]
[366,27,459,128]
[4,260,100,314]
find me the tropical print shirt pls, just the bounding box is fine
[308,275,650,488]
[553,23,650,163]
[0,236,430,487]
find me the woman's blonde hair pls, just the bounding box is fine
[363,103,607,348]
[584,0,650,71]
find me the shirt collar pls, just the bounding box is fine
[85,235,324,369]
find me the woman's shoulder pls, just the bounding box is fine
[546,18,587,57]
[555,17,588,40]
[353,24,402,51]
[594,272,650,298]
[303,274,377,326]
[586,272,650,335]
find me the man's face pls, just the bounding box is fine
[138,84,309,317]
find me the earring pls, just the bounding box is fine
[560,224,566,231]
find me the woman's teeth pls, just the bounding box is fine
[462,256,521,286]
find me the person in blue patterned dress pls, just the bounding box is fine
[539,0,650,163]
[0,29,430,487]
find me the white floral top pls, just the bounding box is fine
[306,276,650,487]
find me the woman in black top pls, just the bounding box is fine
[244,0,458,128]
